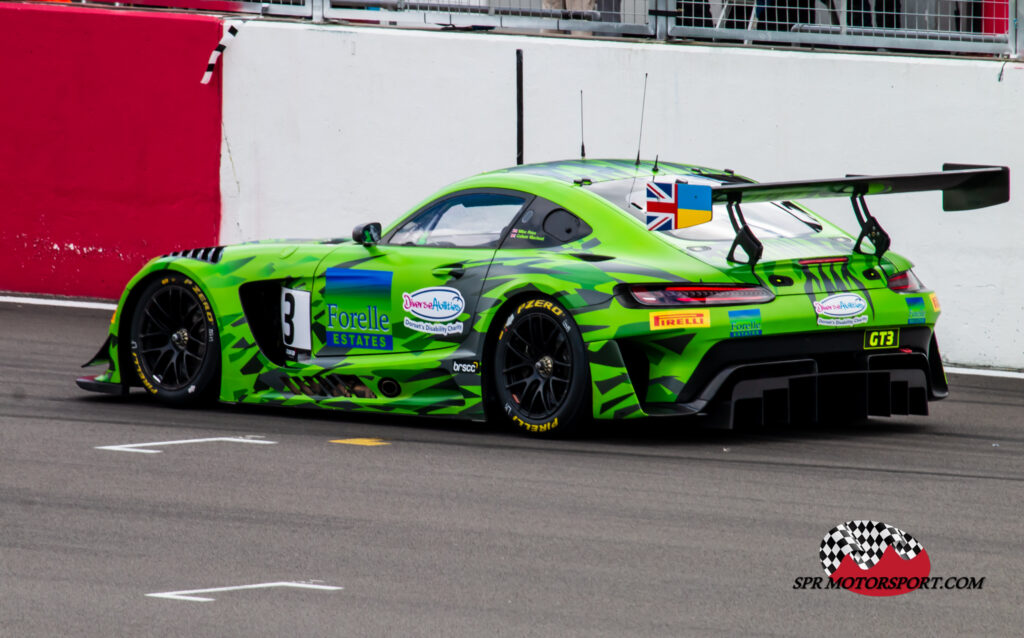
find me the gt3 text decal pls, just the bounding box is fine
[864,328,899,350]
[402,286,465,336]
[325,268,393,351]
[649,310,710,330]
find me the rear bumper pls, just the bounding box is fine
[626,326,947,427]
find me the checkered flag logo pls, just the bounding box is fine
[819,520,924,577]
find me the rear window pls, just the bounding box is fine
[585,176,822,240]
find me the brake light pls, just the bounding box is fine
[628,284,774,306]
[887,270,924,293]
[798,256,848,265]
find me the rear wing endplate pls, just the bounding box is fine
[708,163,1009,264]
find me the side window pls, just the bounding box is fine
[387,192,527,248]
[501,199,592,249]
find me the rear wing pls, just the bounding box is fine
[706,164,1009,265]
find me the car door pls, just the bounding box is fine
[311,189,532,357]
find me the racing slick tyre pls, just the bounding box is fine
[492,298,590,437]
[128,273,220,406]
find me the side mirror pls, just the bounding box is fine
[352,222,382,246]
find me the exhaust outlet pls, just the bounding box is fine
[378,378,401,398]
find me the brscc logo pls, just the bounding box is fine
[820,520,930,597]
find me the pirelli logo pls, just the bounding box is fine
[649,310,711,330]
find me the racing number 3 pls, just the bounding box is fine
[282,293,296,344]
[280,288,312,351]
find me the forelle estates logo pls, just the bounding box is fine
[792,520,986,596]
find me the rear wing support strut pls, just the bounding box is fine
[725,193,763,265]
[851,193,891,259]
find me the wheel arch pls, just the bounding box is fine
[115,265,221,394]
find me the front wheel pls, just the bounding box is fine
[129,273,220,405]
[492,298,590,436]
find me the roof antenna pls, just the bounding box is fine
[579,90,586,160]
[635,72,648,167]
[652,154,660,173]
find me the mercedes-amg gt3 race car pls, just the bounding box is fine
[78,159,1009,436]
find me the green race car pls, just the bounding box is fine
[78,159,1009,436]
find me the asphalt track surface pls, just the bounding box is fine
[2,302,1022,637]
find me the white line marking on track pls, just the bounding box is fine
[0,295,117,311]
[146,581,342,602]
[945,366,1024,380]
[95,436,277,454]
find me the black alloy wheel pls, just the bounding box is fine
[493,298,588,436]
[129,274,219,404]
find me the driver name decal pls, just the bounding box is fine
[325,268,393,351]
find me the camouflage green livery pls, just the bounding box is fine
[78,159,1009,433]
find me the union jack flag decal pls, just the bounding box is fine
[646,181,677,231]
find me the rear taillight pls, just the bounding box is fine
[627,284,774,307]
[797,256,848,265]
[887,270,924,293]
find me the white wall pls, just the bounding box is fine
[222,23,1024,370]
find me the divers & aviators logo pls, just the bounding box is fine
[813,293,868,327]
[402,286,465,337]
[402,287,464,321]
[792,520,985,596]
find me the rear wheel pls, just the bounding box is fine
[492,298,589,436]
[129,273,219,405]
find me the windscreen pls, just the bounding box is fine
[585,176,822,241]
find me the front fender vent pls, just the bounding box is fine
[166,246,224,263]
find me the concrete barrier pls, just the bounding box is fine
[221,23,1024,369]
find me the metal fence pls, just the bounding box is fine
[669,0,1017,54]
[73,0,1020,56]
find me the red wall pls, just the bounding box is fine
[0,4,223,299]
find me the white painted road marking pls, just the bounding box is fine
[945,366,1024,380]
[0,295,117,311]
[95,436,277,454]
[146,581,342,602]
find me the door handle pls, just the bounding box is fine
[432,265,465,279]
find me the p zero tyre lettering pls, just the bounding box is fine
[492,297,589,436]
[129,273,220,406]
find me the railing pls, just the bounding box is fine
[70,0,1021,57]
[76,0,313,17]
[668,0,1017,54]
[324,0,651,36]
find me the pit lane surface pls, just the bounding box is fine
[2,302,1022,637]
